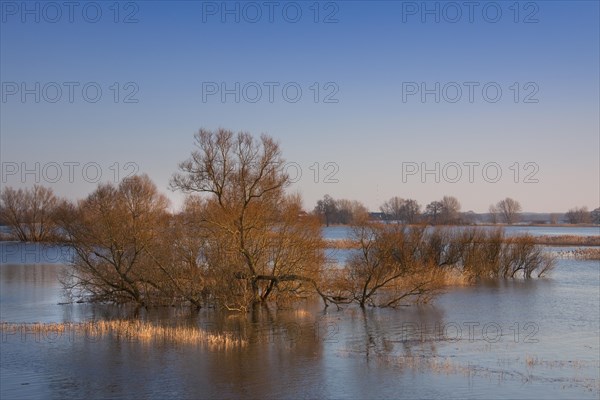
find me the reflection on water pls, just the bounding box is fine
[1,241,599,399]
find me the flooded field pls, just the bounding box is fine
[1,227,599,399]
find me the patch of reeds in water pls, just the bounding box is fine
[326,235,600,249]
[553,248,600,260]
[533,235,600,246]
[1,320,246,348]
[439,269,471,286]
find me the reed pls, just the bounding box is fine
[554,248,600,260]
[532,235,600,246]
[1,320,247,348]
[324,239,360,249]
[439,269,471,287]
[326,235,600,249]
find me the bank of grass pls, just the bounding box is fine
[554,248,600,260]
[325,234,600,249]
[0,320,246,348]
[532,235,600,246]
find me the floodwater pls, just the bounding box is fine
[1,228,599,399]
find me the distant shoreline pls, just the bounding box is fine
[326,234,600,249]
[321,223,600,228]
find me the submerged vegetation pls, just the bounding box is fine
[0,321,246,348]
[322,223,554,308]
[0,129,560,311]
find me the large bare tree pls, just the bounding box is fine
[380,196,404,222]
[425,196,461,225]
[380,197,420,224]
[440,196,461,224]
[496,197,522,224]
[171,129,325,311]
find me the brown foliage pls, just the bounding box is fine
[0,185,64,241]
[171,129,326,311]
[321,225,555,308]
[57,174,171,307]
[326,222,445,308]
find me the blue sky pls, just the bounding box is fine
[1,0,598,213]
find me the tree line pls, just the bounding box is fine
[0,129,570,311]
[312,195,600,226]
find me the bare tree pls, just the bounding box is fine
[380,196,404,222]
[314,196,368,225]
[488,204,499,224]
[496,197,522,224]
[171,129,326,311]
[592,208,600,225]
[425,201,443,224]
[380,197,421,224]
[565,206,591,224]
[58,175,171,307]
[336,199,369,224]
[401,199,421,224]
[314,194,337,226]
[0,185,63,241]
[425,196,461,225]
[148,195,209,309]
[440,196,461,224]
[335,221,444,308]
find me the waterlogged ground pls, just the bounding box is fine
[1,228,599,399]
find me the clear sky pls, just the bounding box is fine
[1,0,598,213]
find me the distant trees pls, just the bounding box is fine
[565,207,591,224]
[425,201,443,224]
[440,196,461,224]
[380,197,421,224]
[495,197,522,225]
[592,208,600,225]
[335,199,369,224]
[379,196,403,221]
[314,195,337,227]
[488,204,499,224]
[425,196,461,225]
[0,185,64,241]
[313,195,368,225]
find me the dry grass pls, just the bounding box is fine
[440,269,472,287]
[1,321,246,348]
[324,239,360,249]
[327,235,600,249]
[532,235,600,247]
[554,248,600,260]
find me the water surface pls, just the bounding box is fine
[1,238,599,399]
